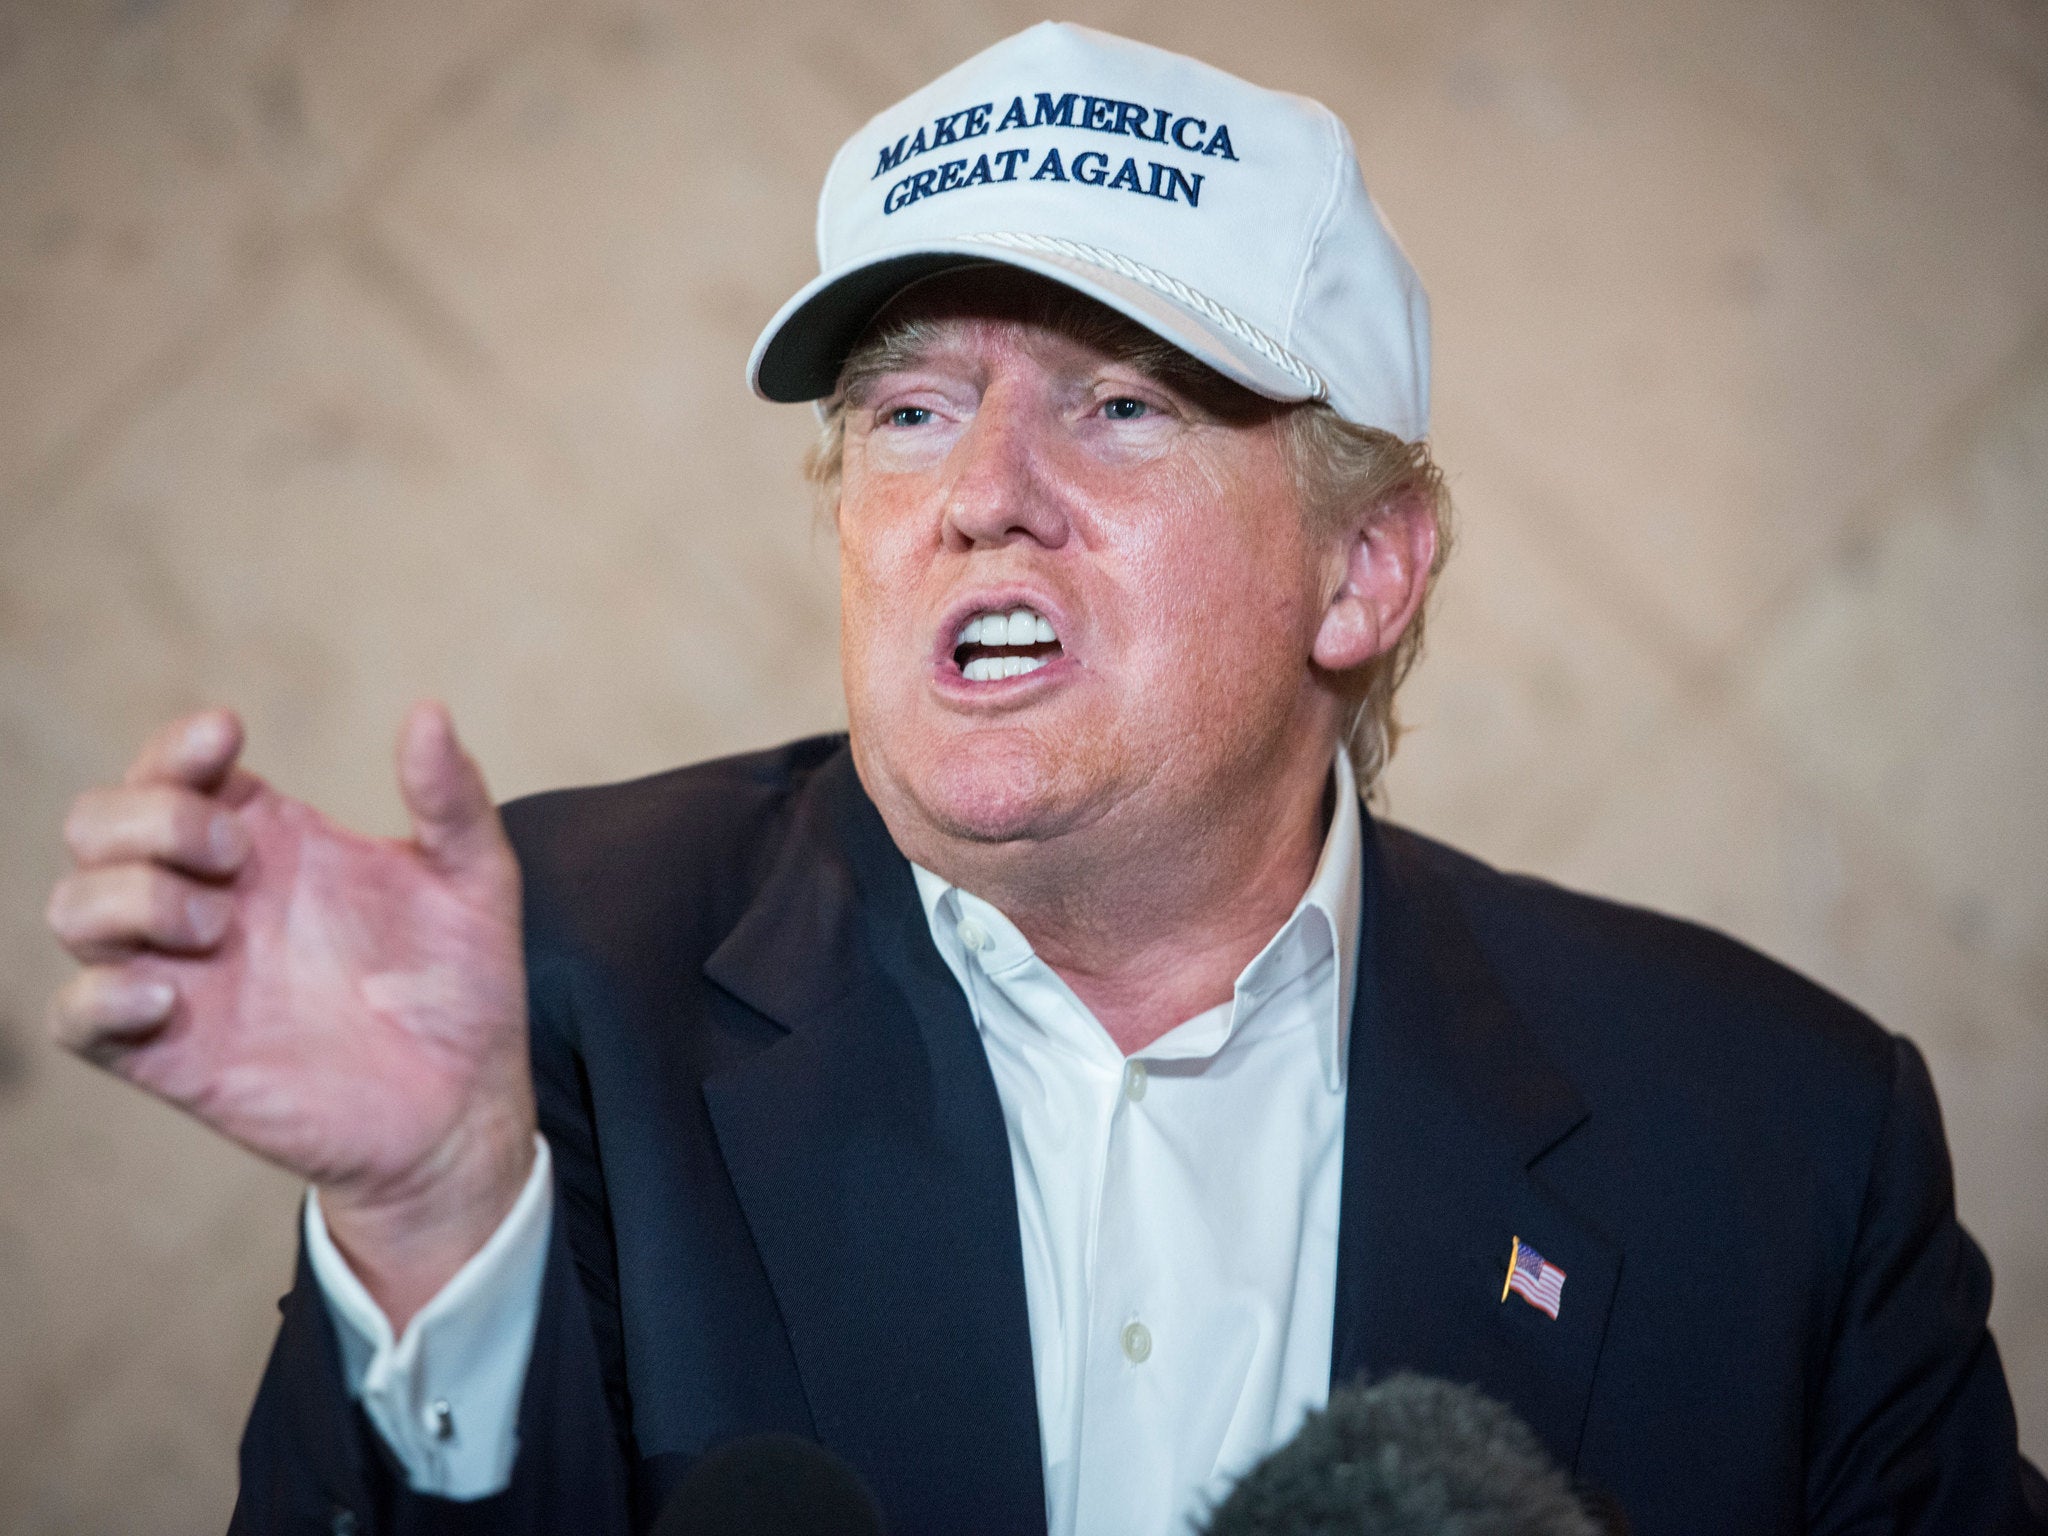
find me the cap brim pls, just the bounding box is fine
[748,239,1320,407]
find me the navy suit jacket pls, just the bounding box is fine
[231,737,2044,1534]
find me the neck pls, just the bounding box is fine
[926,745,1338,1056]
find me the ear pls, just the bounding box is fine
[1311,494,1438,672]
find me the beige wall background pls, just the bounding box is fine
[1,0,2043,1528]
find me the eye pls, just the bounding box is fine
[887,406,934,428]
[1100,396,1150,421]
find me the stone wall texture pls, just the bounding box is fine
[2,1,2043,1528]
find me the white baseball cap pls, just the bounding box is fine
[747,22,1431,439]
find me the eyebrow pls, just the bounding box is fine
[837,321,1271,430]
[838,320,953,408]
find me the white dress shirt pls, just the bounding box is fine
[305,1136,554,1496]
[309,754,1361,1535]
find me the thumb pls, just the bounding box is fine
[396,701,509,880]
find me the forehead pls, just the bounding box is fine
[838,267,1270,413]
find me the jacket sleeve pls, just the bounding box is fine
[229,961,637,1535]
[1805,1034,2047,1534]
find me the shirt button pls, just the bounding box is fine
[423,1399,454,1441]
[1121,1320,1153,1364]
[1123,1060,1148,1102]
[955,916,991,954]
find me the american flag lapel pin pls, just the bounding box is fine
[1501,1235,1567,1320]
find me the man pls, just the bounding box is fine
[43,23,2043,1536]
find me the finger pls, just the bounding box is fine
[123,707,245,793]
[63,782,250,877]
[48,967,177,1063]
[397,701,511,881]
[46,864,234,963]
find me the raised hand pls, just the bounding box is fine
[46,703,536,1326]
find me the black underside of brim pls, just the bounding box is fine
[755,253,1009,403]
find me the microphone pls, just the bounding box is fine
[649,1432,887,1536]
[1199,1373,1622,1536]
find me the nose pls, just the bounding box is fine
[939,389,1072,553]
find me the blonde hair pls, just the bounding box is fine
[805,289,1452,795]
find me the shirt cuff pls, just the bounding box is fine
[305,1135,553,1499]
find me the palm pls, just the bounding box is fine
[117,774,526,1193]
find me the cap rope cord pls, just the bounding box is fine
[960,230,1331,401]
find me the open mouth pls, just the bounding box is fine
[951,605,1063,681]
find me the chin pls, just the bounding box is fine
[915,748,1075,846]
[858,716,1093,853]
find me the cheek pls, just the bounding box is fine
[837,487,928,666]
[1109,501,1315,701]
[838,549,911,727]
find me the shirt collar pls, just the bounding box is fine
[910,747,1363,1093]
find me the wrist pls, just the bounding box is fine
[319,1100,538,1333]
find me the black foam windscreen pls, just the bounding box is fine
[649,1432,886,1536]
[1199,1373,1618,1536]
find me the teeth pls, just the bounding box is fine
[956,605,1057,649]
[961,653,1050,682]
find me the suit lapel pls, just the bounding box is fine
[1333,820,1622,1474]
[690,752,1618,1509]
[698,750,1047,1534]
